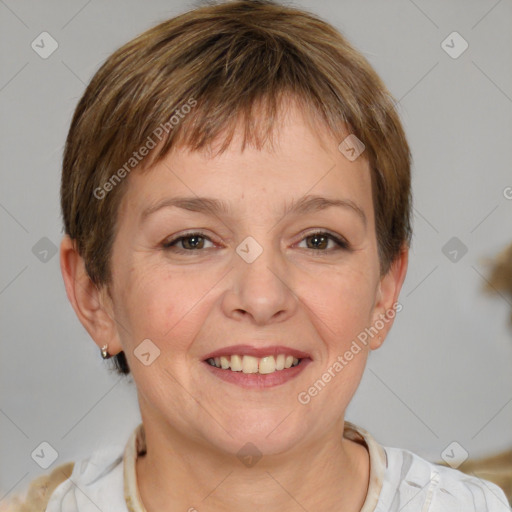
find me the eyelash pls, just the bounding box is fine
[162,230,350,254]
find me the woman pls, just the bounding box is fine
[5,1,509,510]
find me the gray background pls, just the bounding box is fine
[1,0,512,499]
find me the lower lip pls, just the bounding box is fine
[202,358,312,389]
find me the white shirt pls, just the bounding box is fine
[45,421,510,511]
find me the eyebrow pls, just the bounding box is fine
[140,194,367,226]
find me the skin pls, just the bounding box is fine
[60,99,408,512]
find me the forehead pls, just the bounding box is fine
[119,103,373,223]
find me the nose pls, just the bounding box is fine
[221,238,299,326]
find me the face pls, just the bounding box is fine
[103,102,400,457]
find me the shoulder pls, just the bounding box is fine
[47,443,127,512]
[0,462,74,512]
[379,445,510,511]
[1,442,127,512]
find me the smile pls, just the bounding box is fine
[203,355,312,389]
[206,354,301,374]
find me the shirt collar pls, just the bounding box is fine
[123,420,386,512]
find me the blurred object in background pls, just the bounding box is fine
[484,241,512,326]
[437,241,512,504]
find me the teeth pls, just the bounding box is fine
[206,354,302,374]
[242,355,259,373]
[259,356,276,374]
[230,354,243,371]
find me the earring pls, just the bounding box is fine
[101,344,112,359]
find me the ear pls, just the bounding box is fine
[368,245,409,350]
[59,235,123,356]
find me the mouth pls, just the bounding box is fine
[205,354,305,374]
[201,345,312,389]
[202,344,312,374]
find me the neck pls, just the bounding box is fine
[135,414,370,512]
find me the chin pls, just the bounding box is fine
[200,414,307,458]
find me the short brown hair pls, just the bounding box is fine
[61,0,412,376]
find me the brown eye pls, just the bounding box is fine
[298,231,349,251]
[162,232,214,251]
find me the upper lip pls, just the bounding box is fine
[202,344,312,361]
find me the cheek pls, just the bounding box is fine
[302,268,373,406]
[299,264,377,339]
[117,265,211,341]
